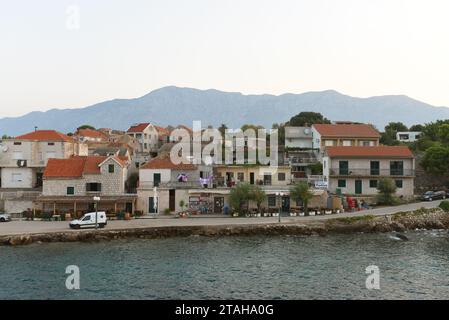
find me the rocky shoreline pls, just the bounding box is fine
[1,207,448,246]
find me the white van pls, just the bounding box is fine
[69,212,107,229]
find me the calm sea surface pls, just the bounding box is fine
[1,231,449,299]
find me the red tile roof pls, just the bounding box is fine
[15,130,73,142]
[313,124,380,138]
[127,123,151,133]
[77,128,108,140]
[44,156,127,178]
[141,156,196,170]
[326,146,414,158]
[154,126,170,136]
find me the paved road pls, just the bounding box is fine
[0,200,442,236]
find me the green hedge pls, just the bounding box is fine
[439,201,449,212]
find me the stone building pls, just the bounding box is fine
[36,155,136,216]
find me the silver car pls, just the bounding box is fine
[0,213,11,222]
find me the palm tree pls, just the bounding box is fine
[290,182,314,216]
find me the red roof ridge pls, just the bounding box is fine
[15,130,74,142]
[313,123,380,138]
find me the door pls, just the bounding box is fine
[214,197,224,214]
[250,172,255,185]
[281,196,290,213]
[169,189,175,212]
[355,180,362,195]
[153,173,161,187]
[149,197,158,213]
[36,172,43,188]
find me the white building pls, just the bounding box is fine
[323,146,415,198]
[396,132,422,143]
[284,127,313,149]
[0,130,87,189]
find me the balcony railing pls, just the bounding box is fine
[329,168,414,177]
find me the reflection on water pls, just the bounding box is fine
[1,230,449,299]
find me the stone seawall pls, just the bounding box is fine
[1,208,449,246]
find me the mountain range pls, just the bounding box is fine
[1,86,449,136]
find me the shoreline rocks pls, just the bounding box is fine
[1,208,448,246]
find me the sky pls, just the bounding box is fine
[1,0,449,118]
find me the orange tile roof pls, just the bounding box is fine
[154,126,170,136]
[313,124,380,138]
[77,128,108,140]
[326,146,413,158]
[127,123,151,133]
[15,130,73,142]
[141,156,197,170]
[44,156,127,178]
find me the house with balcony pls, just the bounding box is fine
[36,155,136,216]
[323,146,415,198]
[312,123,380,154]
[137,155,213,214]
[127,123,160,154]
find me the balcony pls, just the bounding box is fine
[329,168,415,177]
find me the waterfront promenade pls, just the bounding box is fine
[0,200,442,237]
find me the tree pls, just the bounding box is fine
[249,185,267,213]
[229,183,252,214]
[289,182,313,216]
[437,124,449,145]
[409,124,424,132]
[376,178,398,205]
[287,112,331,127]
[380,122,408,145]
[421,145,449,176]
[77,125,95,130]
[125,172,139,193]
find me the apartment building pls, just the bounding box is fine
[323,146,415,198]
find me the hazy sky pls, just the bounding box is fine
[1,0,449,118]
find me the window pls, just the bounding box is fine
[135,162,140,168]
[263,174,272,185]
[339,161,349,175]
[108,164,115,173]
[86,183,102,192]
[361,141,372,146]
[153,173,161,187]
[278,172,286,181]
[390,161,404,176]
[67,187,75,195]
[48,142,55,146]
[369,180,378,188]
[268,195,276,207]
[12,173,23,182]
[395,180,403,188]
[342,140,352,146]
[338,180,346,188]
[370,161,380,175]
[324,140,334,147]
[13,142,22,145]
[237,172,244,182]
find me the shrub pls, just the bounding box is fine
[163,208,171,215]
[439,201,449,212]
[376,178,398,205]
[116,211,125,220]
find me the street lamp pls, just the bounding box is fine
[93,196,101,229]
[276,192,285,223]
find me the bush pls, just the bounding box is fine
[439,201,449,212]
[376,178,398,205]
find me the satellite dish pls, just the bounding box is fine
[304,128,311,135]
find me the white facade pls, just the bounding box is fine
[127,124,159,153]
[284,127,313,149]
[323,156,415,198]
[396,132,422,143]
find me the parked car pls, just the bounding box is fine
[421,191,446,201]
[69,211,107,229]
[0,213,11,222]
